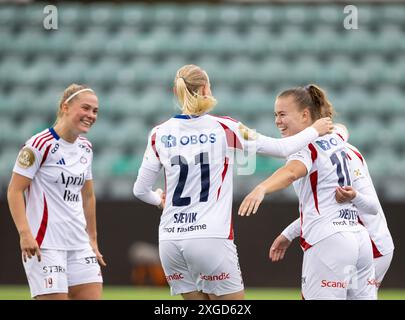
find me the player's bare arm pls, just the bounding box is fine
[7,173,41,262]
[269,234,291,262]
[238,160,307,216]
[82,180,106,267]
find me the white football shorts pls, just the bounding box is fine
[301,230,376,300]
[23,246,103,298]
[373,251,394,292]
[159,238,244,296]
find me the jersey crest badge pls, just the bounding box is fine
[17,147,35,169]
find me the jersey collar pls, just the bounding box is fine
[49,127,61,140]
[173,114,204,119]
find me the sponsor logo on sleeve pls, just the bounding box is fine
[161,135,177,148]
[17,147,35,169]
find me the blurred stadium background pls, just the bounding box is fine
[0,0,404,299]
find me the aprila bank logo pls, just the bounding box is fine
[161,135,176,148]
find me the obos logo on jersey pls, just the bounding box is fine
[316,138,338,151]
[161,135,177,148]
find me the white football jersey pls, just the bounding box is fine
[346,143,394,257]
[13,128,93,250]
[287,132,365,249]
[142,115,257,241]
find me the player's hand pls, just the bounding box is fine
[20,231,41,263]
[335,186,356,203]
[90,240,107,267]
[312,117,333,136]
[156,188,166,210]
[269,234,291,262]
[238,185,266,216]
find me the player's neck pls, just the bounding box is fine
[53,123,78,144]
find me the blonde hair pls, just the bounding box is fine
[278,84,335,121]
[55,84,93,124]
[174,64,217,116]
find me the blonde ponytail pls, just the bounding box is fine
[174,65,217,116]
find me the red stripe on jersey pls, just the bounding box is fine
[210,115,239,123]
[308,143,318,162]
[82,142,92,149]
[38,136,54,151]
[40,144,52,167]
[218,122,242,150]
[309,171,320,214]
[358,217,383,258]
[36,194,49,248]
[151,132,160,159]
[299,208,312,250]
[300,237,312,251]
[26,185,31,202]
[371,239,383,258]
[33,132,51,148]
[163,169,167,198]
[217,157,229,200]
[228,210,234,240]
[348,147,364,164]
[79,137,92,149]
[336,133,345,141]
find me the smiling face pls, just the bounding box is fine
[274,95,310,137]
[62,92,98,135]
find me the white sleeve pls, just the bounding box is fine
[13,145,43,179]
[256,127,319,158]
[142,128,162,173]
[133,165,162,206]
[281,218,301,241]
[219,118,318,158]
[333,124,349,142]
[286,147,313,174]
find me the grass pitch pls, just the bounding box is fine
[0,285,404,300]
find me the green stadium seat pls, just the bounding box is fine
[151,4,185,27]
[21,3,46,26]
[255,156,284,175]
[104,27,142,57]
[86,119,114,146]
[57,3,88,27]
[250,6,285,27]
[315,5,342,26]
[119,4,151,27]
[0,119,15,144]
[0,147,19,180]
[84,58,122,86]
[382,5,405,24]
[0,6,17,27]
[35,87,64,116]
[50,58,88,84]
[366,149,397,178]
[87,3,116,27]
[92,150,121,179]
[372,87,405,116]
[256,57,289,85]
[74,27,109,56]
[290,57,321,84]
[347,117,381,151]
